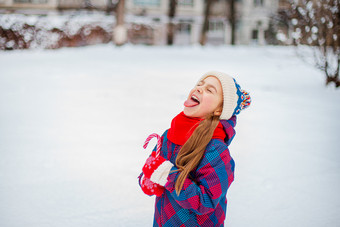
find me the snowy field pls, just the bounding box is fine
[0,44,339,227]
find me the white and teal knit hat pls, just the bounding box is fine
[199,71,251,120]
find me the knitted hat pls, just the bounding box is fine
[199,71,251,120]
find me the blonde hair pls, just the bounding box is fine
[175,113,220,195]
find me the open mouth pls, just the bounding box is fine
[184,95,200,107]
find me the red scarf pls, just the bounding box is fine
[167,112,226,145]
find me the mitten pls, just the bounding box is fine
[142,154,174,186]
[138,173,165,197]
[139,133,173,197]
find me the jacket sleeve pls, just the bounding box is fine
[163,141,235,215]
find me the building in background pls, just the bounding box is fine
[0,0,279,45]
[237,0,279,45]
[0,0,57,11]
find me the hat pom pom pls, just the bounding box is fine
[240,90,251,110]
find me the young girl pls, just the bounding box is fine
[139,71,251,226]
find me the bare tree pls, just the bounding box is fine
[200,0,236,45]
[228,0,236,45]
[113,0,127,46]
[167,0,178,45]
[289,0,340,87]
[199,0,216,45]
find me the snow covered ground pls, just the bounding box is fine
[0,44,339,227]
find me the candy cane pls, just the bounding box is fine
[143,133,162,157]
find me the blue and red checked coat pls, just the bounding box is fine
[143,116,236,227]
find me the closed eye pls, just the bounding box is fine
[207,85,217,93]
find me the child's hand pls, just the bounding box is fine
[142,155,174,187]
[139,174,165,197]
[139,133,171,197]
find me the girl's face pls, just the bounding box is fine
[183,76,223,118]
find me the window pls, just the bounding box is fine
[178,0,193,7]
[133,0,160,6]
[177,20,192,33]
[14,0,48,3]
[209,21,224,33]
[253,0,264,6]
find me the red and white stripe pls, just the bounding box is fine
[143,133,162,157]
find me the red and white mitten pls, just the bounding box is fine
[142,133,174,186]
[142,155,174,187]
[139,173,165,197]
[139,133,173,196]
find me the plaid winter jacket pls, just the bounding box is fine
[146,116,236,227]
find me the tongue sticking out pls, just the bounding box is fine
[184,98,199,107]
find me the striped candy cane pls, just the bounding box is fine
[143,133,162,157]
